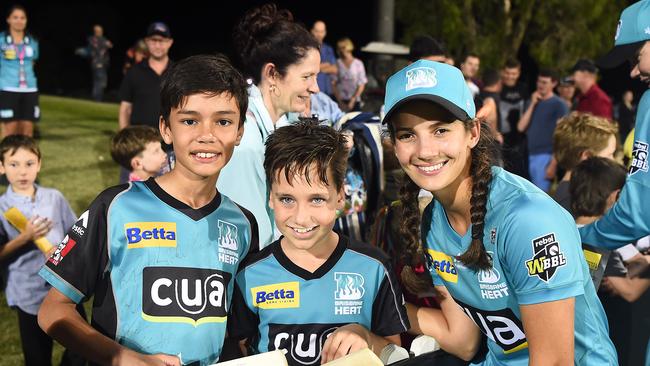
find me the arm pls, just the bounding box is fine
[118,102,132,130]
[39,288,179,366]
[406,286,481,361]
[517,92,540,132]
[320,62,338,75]
[602,276,650,302]
[320,324,400,363]
[520,298,575,366]
[0,216,52,262]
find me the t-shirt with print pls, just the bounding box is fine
[39,179,258,366]
[228,235,408,366]
[423,167,616,365]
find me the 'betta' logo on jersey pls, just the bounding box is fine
[252,282,300,309]
[142,267,230,326]
[629,141,649,175]
[268,323,344,365]
[125,222,177,248]
[525,233,566,282]
[48,235,77,266]
[426,249,458,283]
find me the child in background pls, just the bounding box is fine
[229,121,408,365]
[570,157,650,364]
[0,135,85,366]
[110,125,168,182]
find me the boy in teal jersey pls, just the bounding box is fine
[37,54,258,366]
[383,60,617,365]
[228,121,408,365]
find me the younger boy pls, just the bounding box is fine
[552,112,618,211]
[0,135,85,366]
[228,121,408,365]
[110,125,168,182]
[38,54,258,366]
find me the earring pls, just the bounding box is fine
[269,84,281,97]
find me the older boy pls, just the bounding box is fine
[38,55,258,366]
[228,122,408,365]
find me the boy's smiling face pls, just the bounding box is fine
[270,164,344,254]
[160,93,242,180]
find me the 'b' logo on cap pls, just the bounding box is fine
[406,67,437,91]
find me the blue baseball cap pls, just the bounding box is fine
[146,22,172,38]
[383,60,475,125]
[597,0,650,68]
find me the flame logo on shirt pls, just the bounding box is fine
[218,220,238,250]
[334,272,365,300]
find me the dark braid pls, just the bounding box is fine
[398,174,434,294]
[456,120,499,270]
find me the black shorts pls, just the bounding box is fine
[0,91,40,122]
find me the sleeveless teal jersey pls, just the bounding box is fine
[40,179,258,365]
[424,167,617,365]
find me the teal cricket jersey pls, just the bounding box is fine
[39,179,258,366]
[423,167,617,365]
[228,235,409,366]
[580,88,650,248]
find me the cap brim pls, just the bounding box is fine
[146,32,171,38]
[383,94,471,125]
[597,41,645,69]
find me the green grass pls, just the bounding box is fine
[0,95,119,365]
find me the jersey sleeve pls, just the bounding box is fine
[39,186,125,303]
[236,203,260,265]
[227,273,260,341]
[500,195,585,305]
[579,90,650,248]
[371,259,410,336]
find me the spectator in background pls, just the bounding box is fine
[557,76,576,109]
[474,69,503,143]
[615,90,636,141]
[407,35,447,63]
[572,59,613,119]
[311,20,337,99]
[0,135,86,366]
[552,112,619,212]
[118,22,173,130]
[0,5,39,138]
[460,53,480,97]
[218,3,320,247]
[87,24,112,102]
[122,39,148,75]
[333,37,367,112]
[499,58,529,179]
[517,69,569,192]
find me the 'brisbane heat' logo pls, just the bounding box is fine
[142,266,231,326]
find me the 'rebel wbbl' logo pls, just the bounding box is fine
[629,141,649,175]
[142,267,231,326]
[525,233,566,282]
[268,323,345,365]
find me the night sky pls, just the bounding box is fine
[8,1,648,104]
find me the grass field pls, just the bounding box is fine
[0,95,119,365]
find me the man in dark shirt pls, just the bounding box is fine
[499,58,530,179]
[572,59,613,119]
[118,22,173,130]
[475,69,502,143]
[88,24,112,102]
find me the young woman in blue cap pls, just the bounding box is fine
[383,60,617,365]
